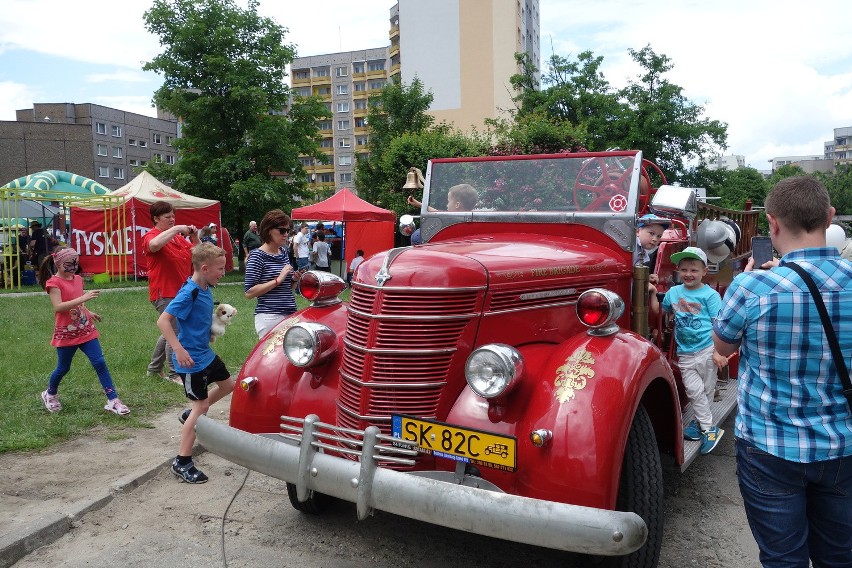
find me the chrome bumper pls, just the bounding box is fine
[195,415,647,556]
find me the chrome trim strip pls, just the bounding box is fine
[342,340,457,356]
[339,370,447,390]
[347,307,479,321]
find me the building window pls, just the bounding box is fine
[295,86,311,97]
[166,136,174,146]
[96,122,106,134]
[315,67,330,77]
[320,138,333,148]
[335,66,348,77]
[338,138,351,148]
[367,60,385,71]
[153,133,162,144]
[336,84,349,95]
[153,153,162,162]
[336,102,350,113]
[299,157,313,167]
[337,120,350,130]
[319,173,334,183]
[128,139,137,146]
[339,156,352,166]
[355,117,367,128]
[129,159,139,166]
[97,144,108,156]
[98,166,109,178]
[368,80,386,90]
[139,140,148,148]
[294,70,310,79]
[140,160,147,166]
[113,147,122,158]
[317,86,331,96]
[356,136,369,146]
[114,167,125,179]
[354,99,368,110]
[166,154,175,165]
[354,82,366,92]
[352,62,364,74]
[317,120,332,130]
[340,172,352,183]
[111,125,122,137]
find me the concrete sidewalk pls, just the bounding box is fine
[0,402,231,568]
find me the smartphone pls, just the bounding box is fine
[751,236,773,269]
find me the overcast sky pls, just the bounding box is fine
[1,0,851,171]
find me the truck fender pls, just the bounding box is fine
[444,330,678,510]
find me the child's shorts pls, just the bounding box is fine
[179,355,230,401]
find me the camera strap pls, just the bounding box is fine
[786,262,852,411]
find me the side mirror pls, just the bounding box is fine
[399,214,416,236]
[650,185,697,220]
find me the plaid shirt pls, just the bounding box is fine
[714,247,852,462]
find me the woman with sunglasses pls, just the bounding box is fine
[36,247,130,415]
[244,209,301,338]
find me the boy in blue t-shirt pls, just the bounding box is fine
[662,247,729,455]
[158,243,235,483]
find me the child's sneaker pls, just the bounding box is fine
[170,458,208,484]
[683,419,701,441]
[178,408,191,424]
[41,390,61,413]
[104,398,130,416]
[700,426,724,455]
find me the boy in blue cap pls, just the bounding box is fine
[662,246,729,455]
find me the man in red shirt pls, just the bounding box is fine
[143,201,199,382]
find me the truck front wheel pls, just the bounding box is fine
[286,483,332,514]
[611,404,664,568]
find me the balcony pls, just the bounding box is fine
[366,69,387,80]
[389,24,399,39]
[389,44,399,58]
[390,63,401,77]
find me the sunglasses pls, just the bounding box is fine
[274,226,291,234]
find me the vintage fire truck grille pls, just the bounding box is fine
[335,285,482,466]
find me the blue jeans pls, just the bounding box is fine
[736,438,852,568]
[48,338,117,400]
[297,257,309,270]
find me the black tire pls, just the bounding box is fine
[608,404,664,568]
[286,482,332,514]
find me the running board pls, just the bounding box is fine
[680,377,737,472]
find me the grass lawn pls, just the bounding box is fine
[0,272,337,453]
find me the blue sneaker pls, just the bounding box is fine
[683,419,701,441]
[700,426,724,455]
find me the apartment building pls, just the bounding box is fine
[825,126,852,167]
[292,0,540,193]
[3,103,179,191]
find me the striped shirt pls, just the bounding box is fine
[714,247,852,462]
[244,247,297,317]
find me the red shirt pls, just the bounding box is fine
[45,274,99,347]
[142,227,194,301]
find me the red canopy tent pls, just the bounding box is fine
[290,188,394,273]
[70,172,227,277]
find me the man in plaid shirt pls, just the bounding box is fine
[713,176,852,568]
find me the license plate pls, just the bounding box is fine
[391,415,516,472]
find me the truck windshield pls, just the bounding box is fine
[426,153,641,215]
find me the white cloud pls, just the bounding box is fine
[0,80,40,120]
[85,68,154,84]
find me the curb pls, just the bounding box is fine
[0,446,207,568]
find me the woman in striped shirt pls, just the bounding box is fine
[244,210,301,338]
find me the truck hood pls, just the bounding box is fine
[355,234,626,289]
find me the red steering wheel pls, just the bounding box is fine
[573,157,633,212]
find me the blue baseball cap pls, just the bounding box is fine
[638,214,672,228]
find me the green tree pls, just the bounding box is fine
[817,164,852,216]
[617,46,728,182]
[142,0,328,230]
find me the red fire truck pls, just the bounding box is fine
[197,150,757,568]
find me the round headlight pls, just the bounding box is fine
[465,344,524,399]
[283,323,337,368]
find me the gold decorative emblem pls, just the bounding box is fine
[262,316,301,356]
[554,349,596,403]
